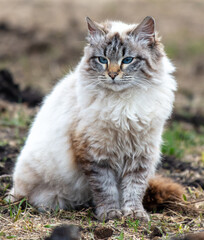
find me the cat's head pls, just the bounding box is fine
[80,17,168,92]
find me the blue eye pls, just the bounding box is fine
[98,57,108,64]
[122,57,134,64]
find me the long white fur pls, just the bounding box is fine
[10,21,176,212]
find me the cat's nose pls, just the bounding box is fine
[108,72,118,80]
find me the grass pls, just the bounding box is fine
[0,108,32,129]
[0,182,204,239]
[0,106,33,147]
[1,186,203,239]
[126,218,140,233]
[162,122,204,159]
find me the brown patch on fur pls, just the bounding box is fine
[68,115,89,168]
[70,119,125,169]
[108,63,120,73]
[70,132,88,166]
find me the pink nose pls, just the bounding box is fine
[108,72,118,80]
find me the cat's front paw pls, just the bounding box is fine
[95,208,122,222]
[122,207,150,222]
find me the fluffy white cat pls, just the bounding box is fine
[10,16,177,221]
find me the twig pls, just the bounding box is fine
[0,174,12,179]
[0,215,13,223]
[190,198,204,204]
[0,198,21,207]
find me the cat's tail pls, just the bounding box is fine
[143,176,195,214]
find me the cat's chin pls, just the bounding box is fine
[100,82,133,92]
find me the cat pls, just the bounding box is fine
[9,16,177,222]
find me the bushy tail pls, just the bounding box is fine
[143,176,199,217]
[143,176,185,212]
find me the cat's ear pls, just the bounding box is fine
[130,16,155,45]
[86,17,105,43]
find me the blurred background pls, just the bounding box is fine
[0,0,204,114]
[0,0,204,179]
[0,1,204,238]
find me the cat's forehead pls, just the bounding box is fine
[95,22,140,59]
[102,21,136,38]
[87,20,151,59]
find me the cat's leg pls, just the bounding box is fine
[82,161,121,221]
[121,156,155,222]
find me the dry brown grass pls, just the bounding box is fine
[0,166,204,240]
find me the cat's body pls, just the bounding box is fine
[10,17,177,221]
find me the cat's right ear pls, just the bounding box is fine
[86,17,105,43]
[130,16,156,46]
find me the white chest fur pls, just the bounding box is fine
[73,78,175,172]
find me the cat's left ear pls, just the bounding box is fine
[86,17,105,43]
[130,16,155,46]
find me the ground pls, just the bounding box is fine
[0,0,204,239]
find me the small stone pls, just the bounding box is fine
[150,226,164,239]
[94,227,113,239]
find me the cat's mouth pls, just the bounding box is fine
[100,79,133,91]
[104,79,131,85]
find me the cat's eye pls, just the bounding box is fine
[122,57,134,64]
[98,57,108,64]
